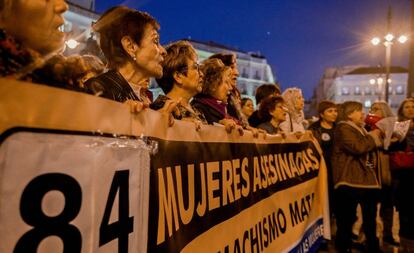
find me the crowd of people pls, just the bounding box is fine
[1,1,414,253]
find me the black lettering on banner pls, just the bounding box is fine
[14,173,82,253]
[99,170,134,253]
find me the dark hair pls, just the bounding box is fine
[208,53,236,67]
[94,6,159,69]
[317,100,336,115]
[200,58,230,96]
[337,101,362,122]
[258,96,285,122]
[156,40,197,94]
[241,97,253,107]
[397,98,414,121]
[255,83,281,105]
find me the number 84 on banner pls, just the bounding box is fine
[13,170,134,253]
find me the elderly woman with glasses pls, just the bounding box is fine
[150,40,206,126]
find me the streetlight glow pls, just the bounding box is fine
[371,37,381,46]
[385,33,394,42]
[398,35,408,44]
[369,78,376,85]
[377,78,384,85]
[66,39,79,49]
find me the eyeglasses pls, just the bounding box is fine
[178,62,200,72]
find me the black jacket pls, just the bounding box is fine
[85,70,139,103]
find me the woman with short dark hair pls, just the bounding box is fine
[241,98,254,118]
[85,6,169,113]
[257,96,286,134]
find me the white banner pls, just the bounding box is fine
[1,80,330,253]
[0,131,150,253]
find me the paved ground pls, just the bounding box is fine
[317,216,414,252]
[318,240,412,253]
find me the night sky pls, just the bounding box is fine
[95,0,412,99]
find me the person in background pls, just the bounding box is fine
[209,53,265,137]
[365,101,395,131]
[280,87,307,133]
[257,96,286,134]
[77,55,105,88]
[0,0,68,81]
[151,40,206,127]
[208,53,245,123]
[85,6,173,115]
[389,98,414,246]
[248,83,281,127]
[308,100,337,216]
[332,101,383,253]
[37,54,105,91]
[191,58,243,134]
[365,101,399,247]
[241,97,254,119]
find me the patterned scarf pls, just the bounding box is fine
[0,29,43,81]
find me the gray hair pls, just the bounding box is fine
[371,101,394,118]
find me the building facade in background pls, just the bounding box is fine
[151,39,276,102]
[320,66,408,111]
[306,66,361,117]
[308,65,408,117]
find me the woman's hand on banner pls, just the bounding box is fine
[159,99,180,127]
[124,100,149,114]
[219,119,243,136]
[245,126,266,139]
[182,118,203,131]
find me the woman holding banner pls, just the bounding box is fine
[191,58,243,134]
[85,6,178,116]
[150,40,206,127]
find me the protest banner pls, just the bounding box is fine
[0,80,329,253]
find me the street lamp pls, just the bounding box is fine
[370,5,408,103]
[371,33,407,102]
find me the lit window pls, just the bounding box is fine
[354,86,361,95]
[364,87,372,95]
[396,85,404,94]
[341,87,349,95]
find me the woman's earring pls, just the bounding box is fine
[132,55,137,61]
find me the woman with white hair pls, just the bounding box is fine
[279,87,307,133]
